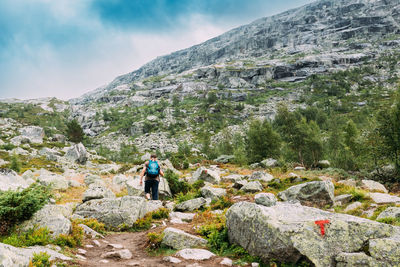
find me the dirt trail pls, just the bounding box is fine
[76,226,224,267]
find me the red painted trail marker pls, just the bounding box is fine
[314,220,330,236]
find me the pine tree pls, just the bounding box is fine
[66,119,84,143]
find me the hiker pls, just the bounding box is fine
[139,154,164,200]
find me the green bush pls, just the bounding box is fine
[164,169,191,196]
[0,183,51,235]
[29,252,52,267]
[54,222,84,247]
[10,154,21,173]
[147,232,164,250]
[1,227,52,247]
[66,119,84,143]
[151,208,170,220]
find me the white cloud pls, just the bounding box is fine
[0,13,230,100]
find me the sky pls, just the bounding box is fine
[0,0,315,100]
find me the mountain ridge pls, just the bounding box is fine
[74,0,400,103]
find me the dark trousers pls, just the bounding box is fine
[144,179,159,200]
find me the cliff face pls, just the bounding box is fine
[84,0,399,97]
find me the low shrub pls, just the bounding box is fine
[376,217,400,226]
[151,208,170,220]
[10,154,21,173]
[175,191,200,204]
[210,196,234,210]
[29,252,52,267]
[72,218,106,235]
[334,184,370,202]
[1,227,52,247]
[147,232,164,250]
[54,222,84,247]
[0,182,51,235]
[164,169,191,196]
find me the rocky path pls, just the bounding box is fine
[76,226,224,267]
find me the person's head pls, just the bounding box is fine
[150,154,157,160]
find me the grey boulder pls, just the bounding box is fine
[18,126,45,144]
[65,143,88,164]
[360,179,388,193]
[377,207,400,220]
[200,186,227,201]
[0,242,71,267]
[0,168,29,191]
[241,180,263,193]
[162,227,207,250]
[254,193,277,207]
[74,196,147,228]
[20,204,71,237]
[82,184,116,202]
[175,197,207,211]
[226,201,398,266]
[191,167,220,184]
[278,180,335,207]
[250,171,274,182]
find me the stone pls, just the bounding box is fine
[112,174,128,189]
[360,180,388,193]
[254,193,277,207]
[250,171,274,183]
[145,200,163,214]
[317,160,331,168]
[175,198,207,212]
[140,152,151,161]
[93,240,101,247]
[335,252,378,267]
[200,186,227,201]
[101,249,132,260]
[220,258,233,266]
[260,158,278,168]
[37,173,69,190]
[226,201,398,266]
[251,263,260,267]
[20,204,71,237]
[233,179,248,189]
[0,168,29,191]
[82,184,115,202]
[170,212,196,222]
[214,155,234,163]
[18,125,45,144]
[99,259,109,264]
[369,193,400,204]
[77,248,87,255]
[0,242,72,266]
[163,256,182,263]
[294,166,306,171]
[39,147,61,161]
[79,224,105,239]
[344,201,362,212]
[107,243,124,249]
[369,236,400,265]
[241,180,263,193]
[65,143,88,164]
[221,174,244,183]
[84,174,103,186]
[162,227,207,250]
[176,248,215,260]
[334,194,353,206]
[68,180,81,188]
[377,207,400,220]
[336,179,357,187]
[191,167,221,184]
[53,134,66,143]
[74,196,147,228]
[278,180,335,207]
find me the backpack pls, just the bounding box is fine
[146,160,160,178]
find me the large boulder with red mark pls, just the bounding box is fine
[226,201,399,266]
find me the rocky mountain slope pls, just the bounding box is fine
[1,0,400,266]
[75,0,400,102]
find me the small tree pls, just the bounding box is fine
[377,92,400,171]
[246,119,281,164]
[10,153,21,173]
[66,119,84,143]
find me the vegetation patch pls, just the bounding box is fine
[0,182,51,235]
